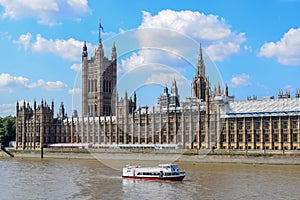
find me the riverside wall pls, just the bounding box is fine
[1,148,300,165]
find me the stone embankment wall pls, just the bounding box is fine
[1,148,300,165]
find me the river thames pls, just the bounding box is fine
[0,158,299,200]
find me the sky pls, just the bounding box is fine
[1,0,300,116]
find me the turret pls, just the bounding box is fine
[82,41,88,116]
[171,78,178,96]
[164,86,169,94]
[51,100,54,114]
[16,101,19,112]
[97,42,104,58]
[225,83,229,97]
[218,82,221,95]
[125,90,128,100]
[33,99,36,111]
[82,41,88,58]
[296,89,300,98]
[112,42,117,60]
[206,79,210,101]
[134,91,137,110]
[59,102,65,119]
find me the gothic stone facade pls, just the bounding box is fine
[82,41,117,117]
[15,41,300,150]
[16,98,213,150]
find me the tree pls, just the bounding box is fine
[0,117,4,144]
[0,116,16,147]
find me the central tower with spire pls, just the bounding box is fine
[192,44,209,101]
[82,22,117,117]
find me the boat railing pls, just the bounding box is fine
[125,164,141,169]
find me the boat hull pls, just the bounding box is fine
[122,175,185,181]
[122,164,186,181]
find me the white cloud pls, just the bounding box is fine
[0,103,14,108]
[67,0,87,11]
[119,28,126,35]
[0,31,11,40]
[0,73,30,88]
[119,10,245,77]
[145,73,187,87]
[13,32,32,50]
[119,48,189,76]
[32,34,82,61]
[243,45,252,52]
[121,52,145,72]
[3,109,15,115]
[14,33,95,61]
[34,80,67,90]
[138,10,245,62]
[70,63,81,71]
[0,0,89,25]
[0,73,67,90]
[0,103,15,116]
[258,28,300,66]
[68,87,81,95]
[230,73,250,88]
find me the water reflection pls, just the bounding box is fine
[121,178,196,200]
[1,159,300,200]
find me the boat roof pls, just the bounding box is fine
[158,164,177,167]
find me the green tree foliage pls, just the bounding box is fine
[0,116,16,147]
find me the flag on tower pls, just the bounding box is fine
[99,23,104,32]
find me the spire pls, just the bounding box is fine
[164,85,169,94]
[173,77,177,88]
[171,77,178,96]
[112,41,117,60]
[51,99,54,112]
[59,102,65,118]
[225,82,229,96]
[134,91,137,102]
[16,101,19,112]
[125,90,128,100]
[197,43,205,77]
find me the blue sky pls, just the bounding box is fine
[1,0,300,116]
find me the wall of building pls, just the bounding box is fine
[15,39,300,151]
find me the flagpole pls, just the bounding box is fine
[99,19,101,44]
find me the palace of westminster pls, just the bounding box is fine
[16,31,300,151]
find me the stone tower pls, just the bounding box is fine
[192,43,208,100]
[16,99,54,149]
[82,24,117,117]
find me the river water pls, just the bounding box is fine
[0,158,299,200]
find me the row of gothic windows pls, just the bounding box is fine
[88,80,113,93]
[88,79,97,92]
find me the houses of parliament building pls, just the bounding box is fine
[15,33,300,151]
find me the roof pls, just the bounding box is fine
[222,97,300,118]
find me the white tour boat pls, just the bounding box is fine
[122,164,185,181]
